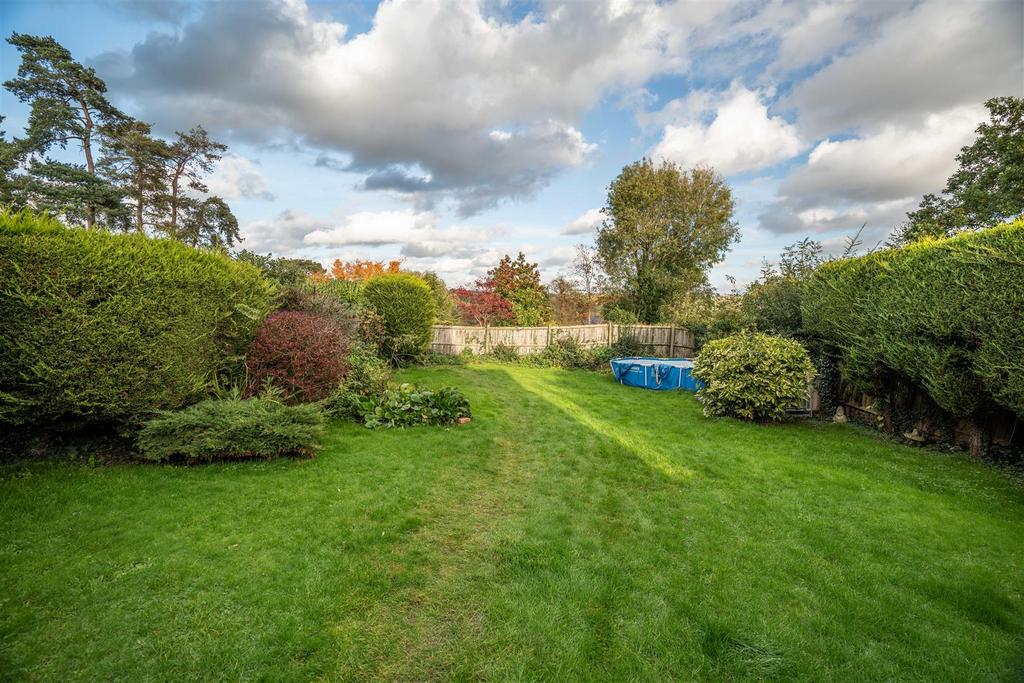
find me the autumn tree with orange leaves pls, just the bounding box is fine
[329,259,401,281]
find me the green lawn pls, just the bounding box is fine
[2,364,1023,681]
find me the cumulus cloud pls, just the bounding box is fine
[96,0,729,215]
[651,84,803,174]
[206,155,275,200]
[785,0,1023,137]
[240,208,329,253]
[562,208,604,235]
[758,105,987,238]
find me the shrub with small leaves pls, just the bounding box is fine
[245,311,350,403]
[137,394,324,463]
[693,332,815,422]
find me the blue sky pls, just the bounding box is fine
[2,0,1021,288]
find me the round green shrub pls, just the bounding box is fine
[693,332,815,422]
[362,273,436,362]
[0,209,275,430]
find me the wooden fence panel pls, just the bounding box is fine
[429,324,695,357]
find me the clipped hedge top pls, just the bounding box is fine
[1,209,276,428]
[803,219,1024,417]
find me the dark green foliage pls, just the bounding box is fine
[899,97,1023,243]
[693,332,815,422]
[488,342,521,363]
[137,394,323,463]
[0,209,275,429]
[350,383,470,429]
[602,305,640,325]
[803,220,1024,418]
[5,33,126,229]
[416,270,458,323]
[362,272,436,363]
[610,331,654,357]
[236,250,325,287]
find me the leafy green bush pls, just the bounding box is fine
[489,342,520,363]
[537,335,589,368]
[802,220,1024,418]
[0,209,274,430]
[693,332,815,422]
[137,394,324,463]
[610,330,654,357]
[320,345,393,418]
[362,273,436,363]
[350,383,471,429]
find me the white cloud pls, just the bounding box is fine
[787,104,984,203]
[206,155,274,200]
[651,84,803,174]
[240,208,328,253]
[786,0,1023,137]
[758,104,987,238]
[100,0,731,214]
[562,208,604,235]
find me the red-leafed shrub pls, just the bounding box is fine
[245,311,349,403]
[452,278,515,325]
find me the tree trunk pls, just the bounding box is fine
[135,168,144,233]
[79,99,96,229]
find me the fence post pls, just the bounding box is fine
[607,321,613,347]
[547,324,552,350]
[483,323,490,353]
[669,326,675,357]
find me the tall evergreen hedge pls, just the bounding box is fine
[802,220,1024,418]
[0,210,275,430]
[362,273,436,361]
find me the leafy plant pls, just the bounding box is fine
[0,209,274,431]
[245,311,350,403]
[137,393,324,463]
[610,331,654,357]
[693,332,815,422]
[320,345,393,418]
[351,383,471,429]
[489,342,521,362]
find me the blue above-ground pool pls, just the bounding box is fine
[610,357,703,392]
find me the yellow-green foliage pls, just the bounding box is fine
[0,209,275,429]
[362,272,436,361]
[693,332,815,422]
[802,220,1024,418]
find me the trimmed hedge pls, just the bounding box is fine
[802,220,1024,418]
[362,273,436,362]
[0,209,275,429]
[138,395,323,463]
[693,332,815,422]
